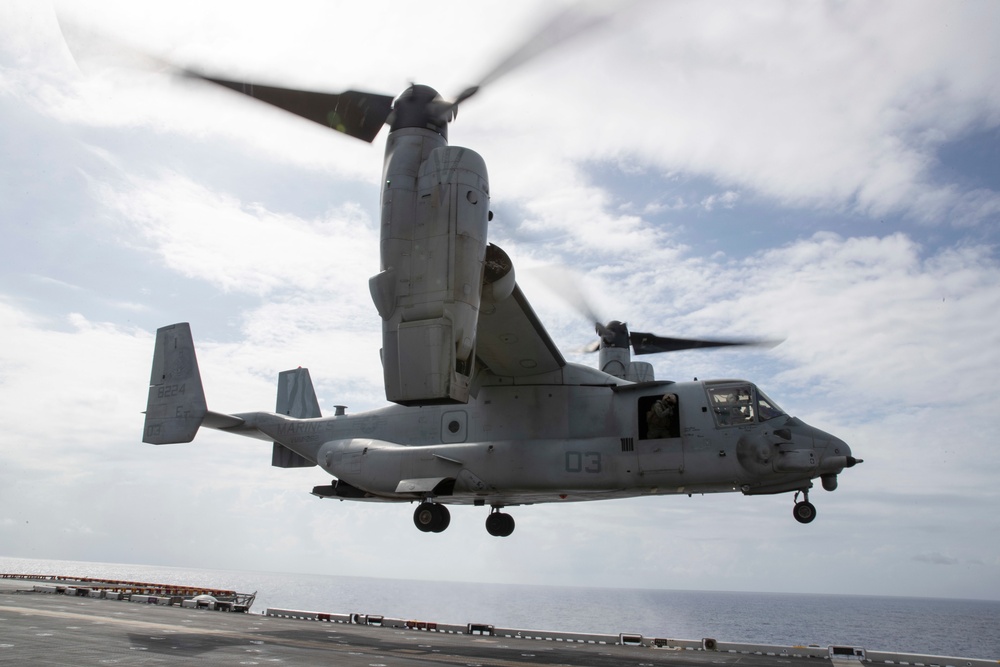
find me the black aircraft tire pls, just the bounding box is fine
[485,512,503,536]
[431,505,451,533]
[485,513,500,536]
[499,513,515,537]
[414,502,438,532]
[486,512,515,537]
[793,501,817,524]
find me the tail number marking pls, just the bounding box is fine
[565,451,602,474]
[156,383,186,398]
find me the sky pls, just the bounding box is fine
[2,0,1000,602]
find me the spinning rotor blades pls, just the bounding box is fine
[628,332,780,356]
[186,74,394,143]
[57,14,395,143]
[445,1,623,114]
[185,2,624,139]
[62,2,627,143]
[473,5,610,91]
[533,269,779,358]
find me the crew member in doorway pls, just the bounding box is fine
[646,393,677,438]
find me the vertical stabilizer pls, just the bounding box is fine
[272,367,320,468]
[275,368,322,418]
[143,323,208,444]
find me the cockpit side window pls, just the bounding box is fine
[756,389,786,422]
[639,393,679,439]
[707,384,755,427]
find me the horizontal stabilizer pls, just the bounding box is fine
[203,411,245,430]
[272,443,315,468]
[143,323,207,444]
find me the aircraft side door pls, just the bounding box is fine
[635,392,684,474]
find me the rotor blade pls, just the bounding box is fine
[58,13,181,78]
[188,72,394,143]
[528,266,606,332]
[56,16,395,143]
[450,1,627,110]
[629,332,782,356]
[477,4,618,89]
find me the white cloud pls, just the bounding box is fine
[701,191,740,211]
[92,170,378,297]
[487,1,1000,224]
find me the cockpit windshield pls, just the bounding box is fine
[706,383,786,427]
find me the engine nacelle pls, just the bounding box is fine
[371,129,490,405]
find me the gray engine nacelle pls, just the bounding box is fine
[370,129,490,405]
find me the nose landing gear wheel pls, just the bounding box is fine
[485,510,515,537]
[792,489,816,524]
[413,502,451,533]
[793,500,816,523]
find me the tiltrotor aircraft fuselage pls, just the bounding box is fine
[143,77,861,536]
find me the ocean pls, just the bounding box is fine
[2,556,998,661]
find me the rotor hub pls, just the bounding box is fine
[390,84,450,138]
[599,320,631,349]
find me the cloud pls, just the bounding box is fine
[914,553,960,566]
[473,1,1000,225]
[701,191,740,211]
[92,170,378,297]
[621,232,1000,407]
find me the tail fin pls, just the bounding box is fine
[143,323,208,444]
[276,368,322,418]
[271,368,321,468]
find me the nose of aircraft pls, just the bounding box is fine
[826,433,862,467]
[817,432,862,491]
[827,432,854,458]
[782,417,862,479]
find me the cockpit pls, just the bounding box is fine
[706,382,786,427]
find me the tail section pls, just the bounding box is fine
[143,323,208,444]
[271,368,321,468]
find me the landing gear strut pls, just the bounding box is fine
[792,489,816,524]
[485,507,515,537]
[413,502,451,533]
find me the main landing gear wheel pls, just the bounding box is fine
[792,489,816,524]
[485,509,515,537]
[413,502,451,533]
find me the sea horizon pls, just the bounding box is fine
[2,554,998,661]
[4,553,997,603]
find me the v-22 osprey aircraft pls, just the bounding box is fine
[141,15,861,537]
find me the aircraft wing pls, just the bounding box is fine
[475,284,565,377]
